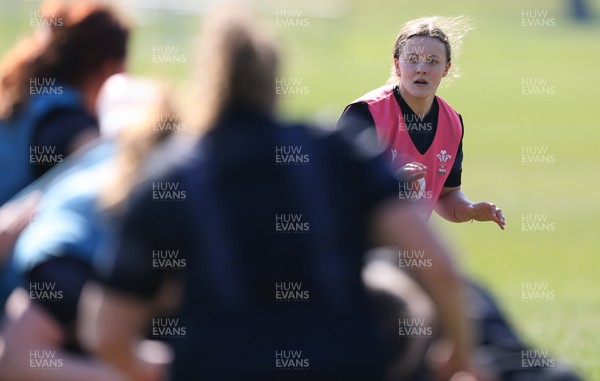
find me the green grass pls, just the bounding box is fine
[2,0,599,378]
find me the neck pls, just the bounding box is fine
[398,85,435,117]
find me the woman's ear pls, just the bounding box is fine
[442,61,451,77]
[394,58,401,77]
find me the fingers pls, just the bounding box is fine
[472,202,506,230]
[397,162,427,182]
[487,204,505,230]
[406,171,426,182]
[403,162,427,172]
[495,208,505,230]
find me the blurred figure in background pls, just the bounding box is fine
[79,6,490,381]
[0,0,130,307]
[570,0,594,21]
[0,0,129,205]
[0,75,175,381]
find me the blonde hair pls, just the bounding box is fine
[188,5,278,135]
[387,16,472,86]
[100,89,179,214]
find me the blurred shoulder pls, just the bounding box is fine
[285,120,384,164]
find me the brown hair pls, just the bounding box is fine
[189,5,278,134]
[393,18,452,64]
[387,16,471,85]
[0,0,130,120]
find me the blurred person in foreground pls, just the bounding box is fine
[0,75,174,381]
[0,0,130,306]
[78,6,492,381]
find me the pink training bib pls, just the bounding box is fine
[354,85,462,217]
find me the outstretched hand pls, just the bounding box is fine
[468,202,505,230]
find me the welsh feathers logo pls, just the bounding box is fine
[436,150,452,174]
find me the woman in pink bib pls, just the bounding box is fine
[338,16,583,381]
[339,17,504,227]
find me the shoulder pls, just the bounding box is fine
[340,102,371,117]
[435,96,464,136]
[28,86,85,120]
[111,135,195,222]
[33,107,98,158]
[353,85,395,105]
[286,122,384,168]
[38,107,96,130]
[278,122,397,203]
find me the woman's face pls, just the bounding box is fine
[395,36,451,99]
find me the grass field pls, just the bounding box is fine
[2,0,599,378]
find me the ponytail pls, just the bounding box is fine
[0,0,130,120]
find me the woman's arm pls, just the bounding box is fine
[371,200,489,381]
[78,280,181,381]
[77,283,157,381]
[0,288,128,381]
[436,186,506,230]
